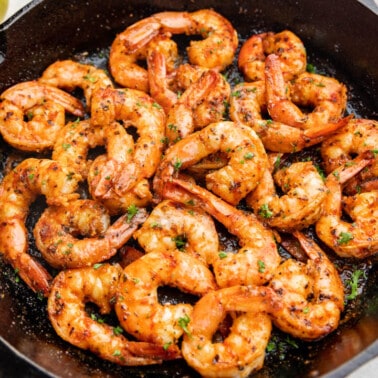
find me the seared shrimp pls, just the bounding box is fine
[154,121,268,205]
[165,69,230,144]
[316,152,378,258]
[39,59,113,107]
[265,54,348,131]
[163,178,281,288]
[0,158,81,295]
[238,30,307,82]
[115,250,217,353]
[247,161,327,232]
[269,231,344,341]
[91,87,166,197]
[134,199,219,265]
[182,285,278,378]
[33,199,147,269]
[48,264,180,365]
[229,81,348,153]
[0,81,84,152]
[321,118,378,193]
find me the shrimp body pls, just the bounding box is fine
[0,81,84,152]
[134,199,219,265]
[269,231,344,341]
[163,178,281,288]
[39,59,113,107]
[115,250,217,351]
[165,70,230,144]
[182,285,277,378]
[265,54,347,131]
[91,87,166,197]
[238,30,307,82]
[247,161,327,231]
[0,158,81,295]
[48,264,180,365]
[154,121,268,205]
[33,199,147,269]
[316,153,378,258]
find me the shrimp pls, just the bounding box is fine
[246,161,327,232]
[315,152,378,258]
[320,118,378,193]
[164,69,230,144]
[134,199,219,265]
[0,81,84,152]
[163,177,281,288]
[182,285,278,378]
[154,121,269,205]
[230,81,348,153]
[90,87,166,197]
[48,264,180,365]
[39,59,113,107]
[110,31,179,92]
[33,199,147,269]
[265,54,348,131]
[269,231,344,341]
[238,30,307,82]
[0,158,81,295]
[115,250,217,353]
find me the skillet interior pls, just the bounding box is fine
[0,0,377,377]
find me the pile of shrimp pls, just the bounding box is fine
[0,8,377,378]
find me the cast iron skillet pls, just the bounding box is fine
[0,0,378,377]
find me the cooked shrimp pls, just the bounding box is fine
[33,199,147,269]
[110,31,179,92]
[238,30,307,82]
[320,118,378,193]
[154,121,269,205]
[134,199,219,265]
[315,152,378,258]
[39,59,113,107]
[165,69,230,144]
[265,54,348,131]
[163,177,281,288]
[269,231,344,341]
[0,81,84,152]
[182,285,278,378]
[247,161,327,232]
[0,158,81,295]
[90,87,166,197]
[229,81,349,153]
[48,264,180,365]
[115,250,217,353]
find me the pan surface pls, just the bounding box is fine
[0,0,377,377]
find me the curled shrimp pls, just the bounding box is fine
[33,199,147,269]
[315,152,378,258]
[238,30,307,82]
[163,178,281,288]
[229,81,349,153]
[0,158,81,295]
[182,285,278,378]
[134,199,219,265]
[154,121,269,205]
[320,118,378,194]
[39,59,113,107]
[0,81,84,152]
[115,250,217,353]
[48,264,180,365]
[246,161,327,232]
[90,87,166,197]
[269,231,344,341]
[164,69,230,144]
[265,54,348,131]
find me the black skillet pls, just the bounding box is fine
[0,0,378,377]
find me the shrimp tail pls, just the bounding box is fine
[305,114,353,139]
